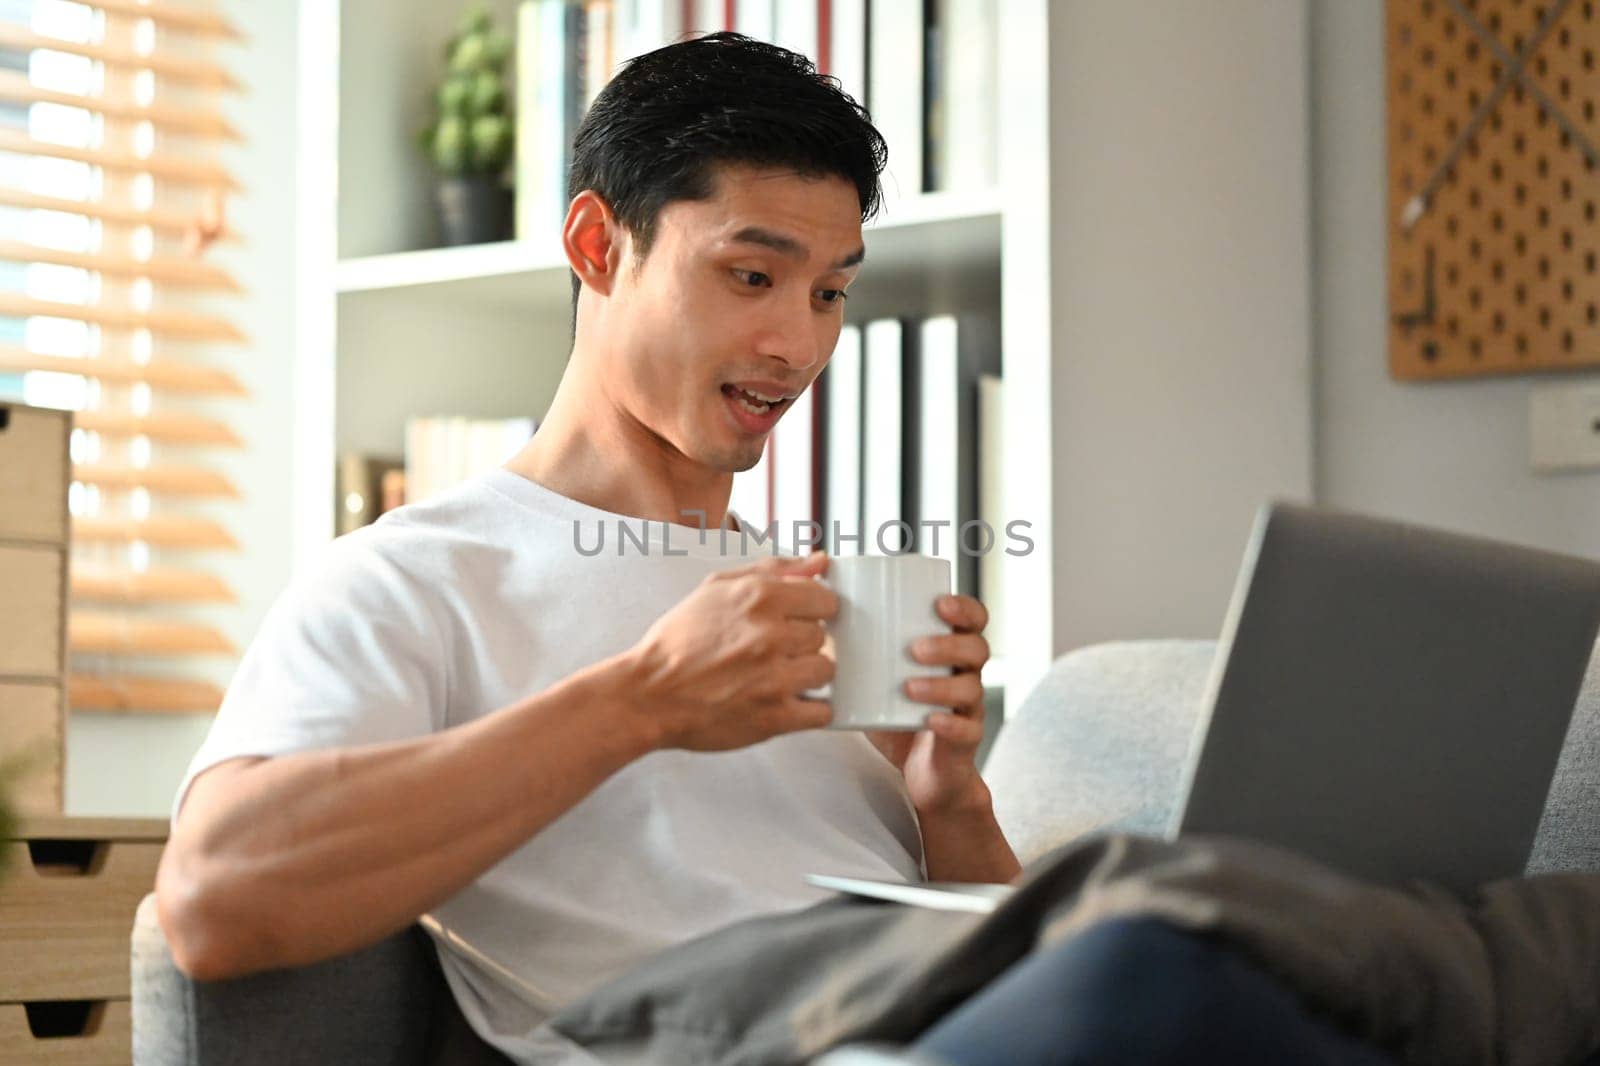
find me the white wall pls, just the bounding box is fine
[1311,0,1600,559]
[1046,0,1315,653]
[67,1,301,816]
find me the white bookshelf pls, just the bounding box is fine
[296,0,1059,704]
[332,188,1001,317]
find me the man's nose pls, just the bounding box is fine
[755,299,823,370]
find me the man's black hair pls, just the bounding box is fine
[565,31,888,313]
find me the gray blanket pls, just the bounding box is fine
[549,834,1600,1066]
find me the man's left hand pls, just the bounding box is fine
[865,594,991,815]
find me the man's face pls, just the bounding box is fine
[600,165,865,473]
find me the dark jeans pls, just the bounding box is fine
[910,918,1401,1066]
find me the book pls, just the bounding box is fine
[583,0,615,112]
[514,0,544,241]
[823,323,863,551]
[615,0,686,65]
[869,0,924,199]
[827,0,867,106]
[728,437,772,532]
[734,0,774,40]
[514,0,585,243]
[937,0,998,192]
[336,452,404,535]
[773,0,818,62]
[404,415,537,504]
[977,372,1005,659]
[861,318,906,553]
[771,375,816,539]
[685,0,725,36]
[910,314,977,595]
[564,3,590,183]
[404,417,436,509]
[923,0,943,193]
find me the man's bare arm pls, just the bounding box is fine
[156,656,657,981]
[918,785,1023,884]
[157,551,837,982]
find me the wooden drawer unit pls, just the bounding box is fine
[0,1000,131,1065]
[0,542,67,679]
[0,817,165,1065]
[0,819,166,1002]
[0,403,71,546]
[0,682,64,815]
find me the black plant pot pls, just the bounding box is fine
[436,175,513,246]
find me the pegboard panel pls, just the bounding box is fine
[1387,0,1600,380]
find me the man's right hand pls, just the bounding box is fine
[622,550,837,752]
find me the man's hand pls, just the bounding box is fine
[623,551,837,752]
[865,594,992,816]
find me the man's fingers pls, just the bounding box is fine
[928,711,984,749]
[903,673,984,713]
[768,572,839,621]
[752,550,828,577]
[779,619,828,656]
[909,632,989,671]
[936,594,988,634]
[774,695,834,732]
[780,652,835,693]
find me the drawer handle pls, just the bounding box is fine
[26,838,106,876]
[0,406,9,431]
[24,1000,105,1039]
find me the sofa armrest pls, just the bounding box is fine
[131,894,510,1065]
[985,638,1600,875]
[982,640,1216,865]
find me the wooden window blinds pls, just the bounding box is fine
[0,0,243,715]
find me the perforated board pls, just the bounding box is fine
[1387,0,1600,380]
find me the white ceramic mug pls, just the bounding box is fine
[804,553,953,730]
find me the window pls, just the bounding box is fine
[0,0,243,714]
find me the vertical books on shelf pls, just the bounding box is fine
[335,416,541,534]
[817,311,1001,593]
[976,371,1005,659]
[404,415,538,507]
[335,454,405,536]
[512,0,999,239]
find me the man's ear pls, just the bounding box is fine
[563,190,625,297]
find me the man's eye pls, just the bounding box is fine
[735,270,771,287]
[817,289,849,304]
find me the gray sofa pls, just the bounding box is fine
[131,639,1600,1064]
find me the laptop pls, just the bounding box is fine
[810,502,1600,908]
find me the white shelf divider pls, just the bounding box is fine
[335,240,566,294]
[331,191,1002,320]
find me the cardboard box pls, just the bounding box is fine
[0,403,70,545]
[0,682,63,815]
[0,543,65,679]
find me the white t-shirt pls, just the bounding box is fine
[175,467,925,1064]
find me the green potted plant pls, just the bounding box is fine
[418,3,516,246]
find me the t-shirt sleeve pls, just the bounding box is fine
[172,533,450,823]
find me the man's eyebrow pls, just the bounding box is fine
[729,226,866,270]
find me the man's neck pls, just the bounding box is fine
[504,388,739,532]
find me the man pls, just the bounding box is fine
[160,25,1013,1057]
[158,33,1400,1066]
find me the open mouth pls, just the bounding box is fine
[721,383,794,433]
[721,383,792,415]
